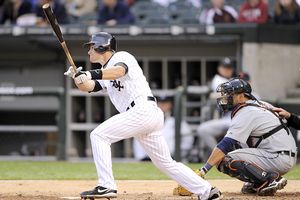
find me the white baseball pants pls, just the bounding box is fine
[90,100,211,199]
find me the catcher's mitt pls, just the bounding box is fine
[173,169,205,196]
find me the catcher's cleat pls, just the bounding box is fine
[80,186,117,199]
[258,177,287,196]
[241,182,257,194]
[198,187,223,200]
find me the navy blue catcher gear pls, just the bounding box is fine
[217,155,280,190]
[216,78,256,112]
[83,32,116,53]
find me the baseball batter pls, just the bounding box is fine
[64,32,222,200]
[197,78,297,196]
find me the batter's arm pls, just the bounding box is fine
[74,78,95,92]
[102,66,126,80]
[86,64,128,80]
[73,72,103,93]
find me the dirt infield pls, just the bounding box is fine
[0,180,299,200]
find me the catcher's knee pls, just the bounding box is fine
[218,155,257,183]
[217,155,279,185]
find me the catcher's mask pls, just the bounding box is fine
[216,78,255,112]
[83,32,116,53]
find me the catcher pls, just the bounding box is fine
[174,78,297,196]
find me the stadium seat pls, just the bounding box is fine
[78,13,98,25]
[169,7,200,25]
[168,0,195,12]
[131,1,161,13]
[133,5,169,25]
[132,1,170,25]
[227,0,244,11]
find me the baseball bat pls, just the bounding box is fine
[42,3,77,71]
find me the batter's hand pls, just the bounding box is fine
[74,73,90,85]
[64,66,83,78]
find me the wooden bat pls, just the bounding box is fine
[42,3,77,71]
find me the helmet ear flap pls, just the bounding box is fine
[94,45,110,53]
[110,36,117,51]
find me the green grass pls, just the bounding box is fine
[0,161,299,180]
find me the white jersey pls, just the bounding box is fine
[97,51,153,113]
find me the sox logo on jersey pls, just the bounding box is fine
[110,80,124,91]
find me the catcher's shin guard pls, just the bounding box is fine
[217,155,279,190]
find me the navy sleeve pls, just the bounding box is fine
[114,62,128,74]
[216,137,239,154]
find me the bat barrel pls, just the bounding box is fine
[42,3,77,71]
[42,3,64,43]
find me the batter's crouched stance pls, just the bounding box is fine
[64,32,223,200]
[198,78,297,196]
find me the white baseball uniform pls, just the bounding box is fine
[133,117,194,160]
[90,51,212,199]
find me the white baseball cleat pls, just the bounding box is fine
[198,187,223,200]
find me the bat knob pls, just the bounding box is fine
[42,3,50,9]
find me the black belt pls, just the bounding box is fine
[126,96,156,111]
[277,151,296,157]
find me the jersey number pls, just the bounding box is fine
[111,80,124,91]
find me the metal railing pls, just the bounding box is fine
[174,85,210,161]
[0,87,66,160]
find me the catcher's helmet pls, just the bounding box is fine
[83,32,116,53]
[216,78,256,112]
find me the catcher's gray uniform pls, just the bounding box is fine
[226,100,297,174]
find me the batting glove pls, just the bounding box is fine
[64,66,83,78]
[74,70,92,80]
[74,73,91,85]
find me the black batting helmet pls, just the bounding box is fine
[83,32,116,53]
[216,78,256,112]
